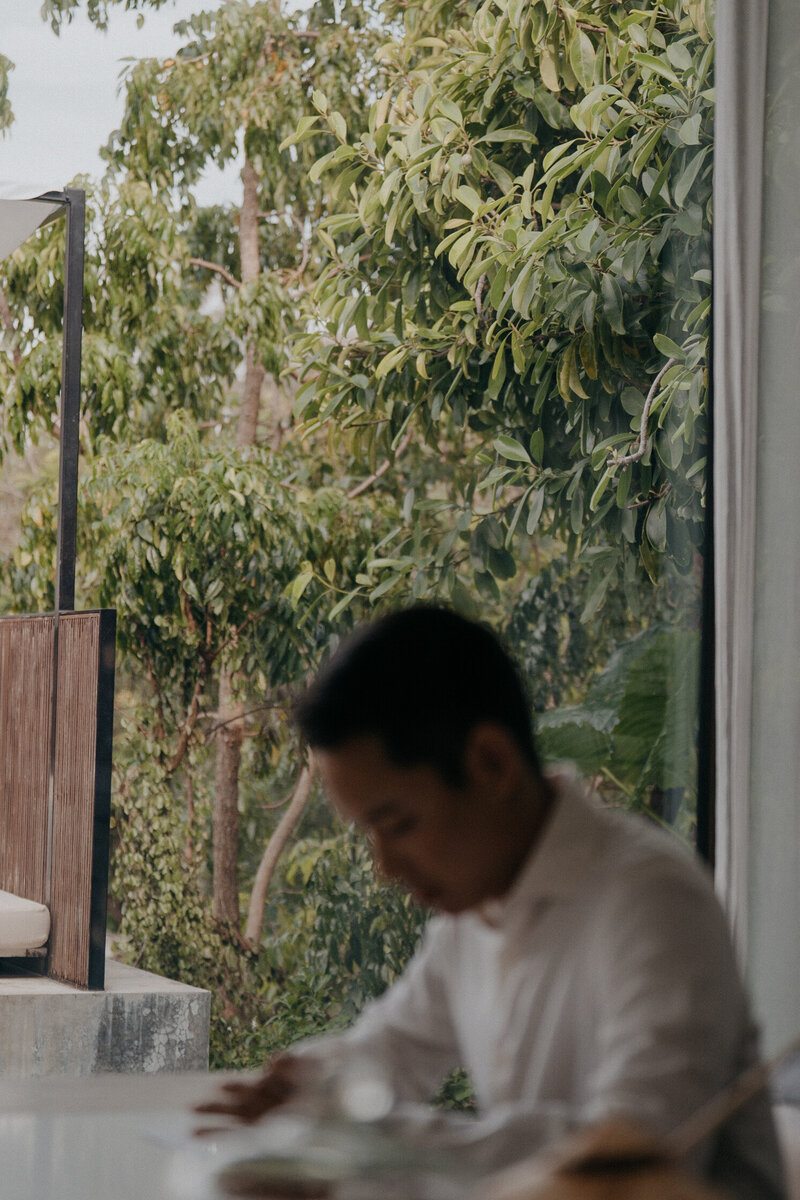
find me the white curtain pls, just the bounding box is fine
[713,0,768,955]
[715,0,800,1054]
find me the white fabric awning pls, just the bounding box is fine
[0,182,64,260]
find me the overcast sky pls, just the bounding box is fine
[1,0,240,205]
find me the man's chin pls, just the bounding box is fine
[418,889,475,915]
[408,883,445,909]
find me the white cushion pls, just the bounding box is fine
[0,889,50,955]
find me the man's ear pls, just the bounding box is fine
[463,722,523,796]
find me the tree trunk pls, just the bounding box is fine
[213,666,244,923]
[211,156,265,925]
[236,157,265,447]
[244,758,316,946]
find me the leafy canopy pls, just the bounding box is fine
[285,0,711,615]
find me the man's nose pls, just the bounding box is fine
[370,835,403,883]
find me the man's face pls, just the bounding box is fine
[315,732,534,914]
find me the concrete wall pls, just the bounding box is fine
[0,960,210,1076]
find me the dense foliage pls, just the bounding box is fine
[287,0,712,616]
[0,0,711,1065]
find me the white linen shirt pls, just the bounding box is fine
[295,771,785,1198]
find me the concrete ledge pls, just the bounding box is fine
[0,960,210,1076]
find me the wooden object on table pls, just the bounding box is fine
[475,1118,730,1200]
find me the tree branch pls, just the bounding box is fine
[347,428,413,498]
[188,257,241,289]
[608,357,677,468]
[205,700,290,741]
[245,756,316,947]
[165,672,207,775]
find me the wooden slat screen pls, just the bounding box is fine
[0,615,54,904]
[0,610,114,989]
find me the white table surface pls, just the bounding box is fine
[0,1071,240,1200]
[0,1073,468,1200]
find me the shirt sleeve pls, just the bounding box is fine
[580,854,755,1160]
[377,1098,573,1176]
[293,916,463,1104]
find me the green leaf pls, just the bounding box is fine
[329,111,348,142]
[375,345,407,378]
[455,185,482,212]
[526,488,545,533]
[653,333,685,360]
[601,273,625,334]
[437,98,463,125]
[616,467,631,508]
[632,125,662,177]
[632,52,680,85]
[309,150,335,183]
[279,114,319,151]
[666,42,693,72]
[569,30,596,90]
[570,482,584,533]
[540,46,560,92]
[379,168,402,205]
[543,140,577,171]
[590,468,613,512]
[536,713,610,774]
[646,502,667,551]
[474,569,500,602]
[678,113,701,146]
[532,89,568,129]
[510,260,537,317]
[447,230,476,269]
[618,185,642,216]
[494,435,532,464]
[673,147,709,207]
[285,564,314,609]
[476,128,537,144]
[370,573,403,600]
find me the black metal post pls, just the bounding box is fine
[88,608,116,991]
[54,188,85,613]
[695,300,716,867]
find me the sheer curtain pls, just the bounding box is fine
[715,0,800,1054]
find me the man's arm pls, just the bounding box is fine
[197,916,462,1124]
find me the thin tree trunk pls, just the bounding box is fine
[211,155,264,922]
[184,772,195,865]
[213,667,245,923]
[238,344,266,448]
[236,158,265,447]
[245,758,316,947]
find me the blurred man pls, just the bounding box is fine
[199,607,784,1199]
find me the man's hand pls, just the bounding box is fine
[195,1054,301,1128]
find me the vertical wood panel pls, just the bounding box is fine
[49,613,100,988]
[0,615,54,904]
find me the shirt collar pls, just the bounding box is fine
[475,767,604,930]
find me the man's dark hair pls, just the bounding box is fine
[295,606,541,786]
